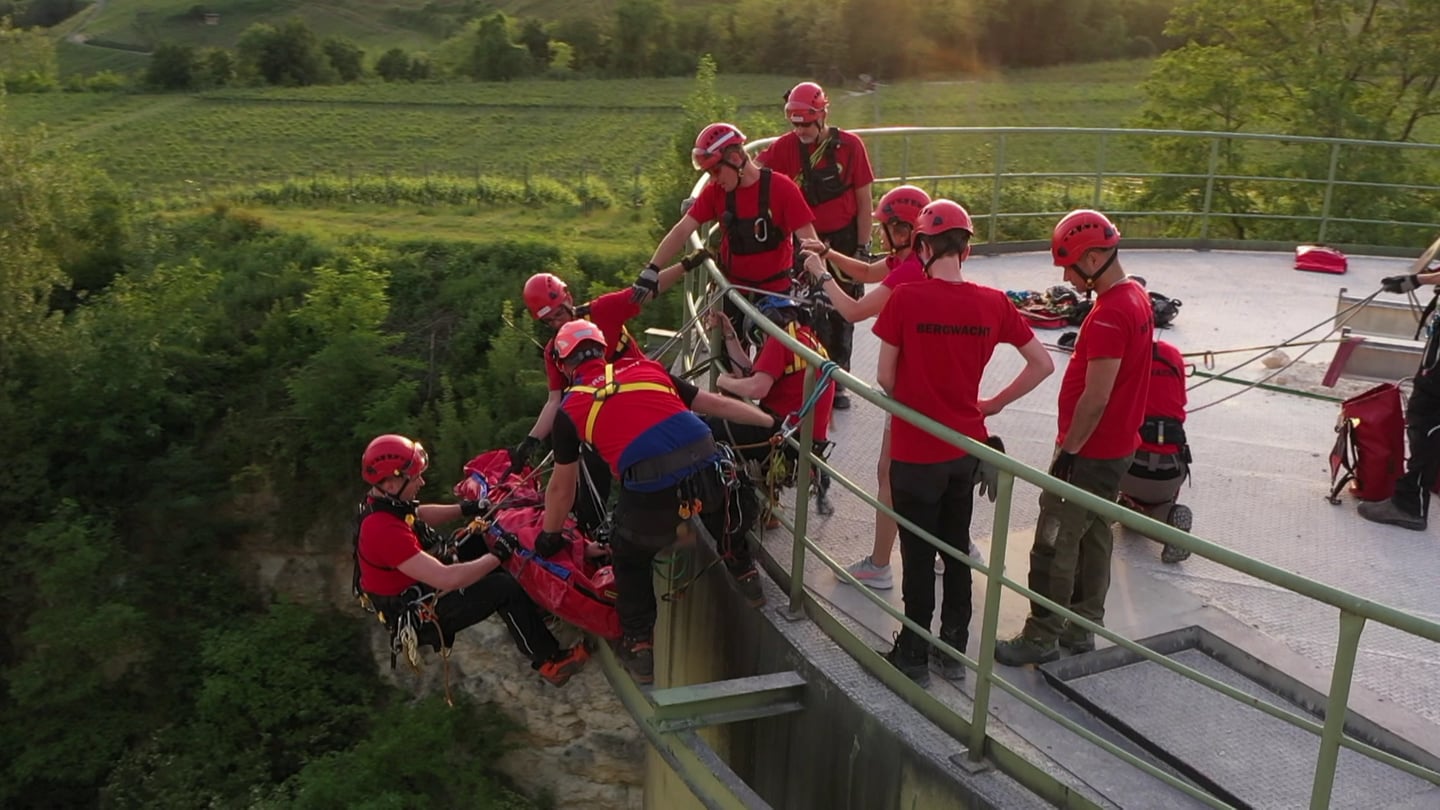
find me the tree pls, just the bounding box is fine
[471,13,531,81]
[375,47,412,82]
[0,17,57,90]
[646,55,735,240]
[200,47,236,87]
[518,17,550,69]
[236,19,335,87]
[322,36,365,83]
[145,43,198,90]
[611,0,673,77]
[1137,0,1440,241]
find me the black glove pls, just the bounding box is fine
[630,262,661,303]
[1049,450,1077,483]
[681,248,711,272]
[769,413,786,434]
[489,532,518,563]
[535,530,567,559]
[1381,274,1420,294]
[507,436,541,476]
[973,435,1006,503]
[460,499,488,518]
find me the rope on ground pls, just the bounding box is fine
[1186,287,1383,412]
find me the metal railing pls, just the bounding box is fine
[671,126,1440,809]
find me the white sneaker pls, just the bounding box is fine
[935,557,945,574]
[843,556,894,590]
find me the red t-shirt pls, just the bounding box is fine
[357,509,423,597]
[544,289,645,391]
[688,171,814,292]
[880,253,925,289]
[873,279,1037,464]
[1141,340,1187,454]
[750,326,835,441]
[1057,278,1155,458]
[757,129,875,235]
[556,358,702,478]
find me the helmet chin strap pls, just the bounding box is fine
[1075,248,1119,291]
[883,222,911,254]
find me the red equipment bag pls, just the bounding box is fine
[452,450,621,640]
[1327,383,1404,503]
[1295,244,1348,274]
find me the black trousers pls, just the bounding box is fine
[890,456,979,654]
[1393,377,1440,518]
[415,571,561,665]
[610,467,758,640]
[812,223,863,374]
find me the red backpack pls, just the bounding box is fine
[1327,383,1404,503]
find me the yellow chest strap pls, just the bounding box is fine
[783,323,829,376]
[566,363,676,444]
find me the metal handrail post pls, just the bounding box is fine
[1093,133,1108,207]
[1309,610,1366,809]
[786,366,818,616]
[989,133,1006,245]
[1200,138,1219,243]
[968,470,1015,759]
[1318,141,1341,244]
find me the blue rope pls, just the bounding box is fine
[792,359,840,424]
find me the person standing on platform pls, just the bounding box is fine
[995,209,1153,665]
[757,81,875,410]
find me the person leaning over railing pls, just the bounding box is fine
[709,290,838,520]
[873,200,1055,685]
[800,184,932,591]
[995,210,1154,666]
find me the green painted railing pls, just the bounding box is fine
[661,126,1440,809]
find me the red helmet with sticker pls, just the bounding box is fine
[552,319,606,362]
[692,123,747,171]
[523,272,572,320]
[915,199,975,237]
[1051,209,1120,266]
[873,185,932,227]
[362,434,429,486]
[784,81,828,123]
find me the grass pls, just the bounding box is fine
[8,62,1156,200]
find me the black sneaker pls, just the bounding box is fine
[994,633,1060,666]
[881,635,930,686]
[1356,499,1426,531]
[617,636,654,685]
[932,632,968,682]
[832,390,851,410]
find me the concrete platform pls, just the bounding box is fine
[754,249,1440,806]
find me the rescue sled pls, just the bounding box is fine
[452,450,622,640]
[1294,244,1348,274]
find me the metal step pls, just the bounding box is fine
[1040,627,1440,809]
[1335,287,1426,340]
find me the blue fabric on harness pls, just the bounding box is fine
[618,411,719,492]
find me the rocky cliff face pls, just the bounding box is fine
[238,507,645,810]
[368,620,645,810]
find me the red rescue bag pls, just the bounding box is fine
[1327,383,1404,503]
[453,450,622,640]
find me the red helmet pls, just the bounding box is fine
[552,319,606,362]
[915,199,974,237]
[873,185,931,227]
[692,123,746,171]
[1051,209,1120,266]
[362,434,429,486]
[523,272,571,320]
[784,81,828,123]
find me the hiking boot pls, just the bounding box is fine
[537,643,590,687]
[729,564,767,608]
[765,513,782,531]
[1059,630,1095,655]
[617,636,654,685]
[1160,544,1191,563]
[932,631,968,682]
[994,633,1060,666]
[842,556,893,590]
[881,635,930,686]
[833,389,851,410]
[1357,499,1426,531]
